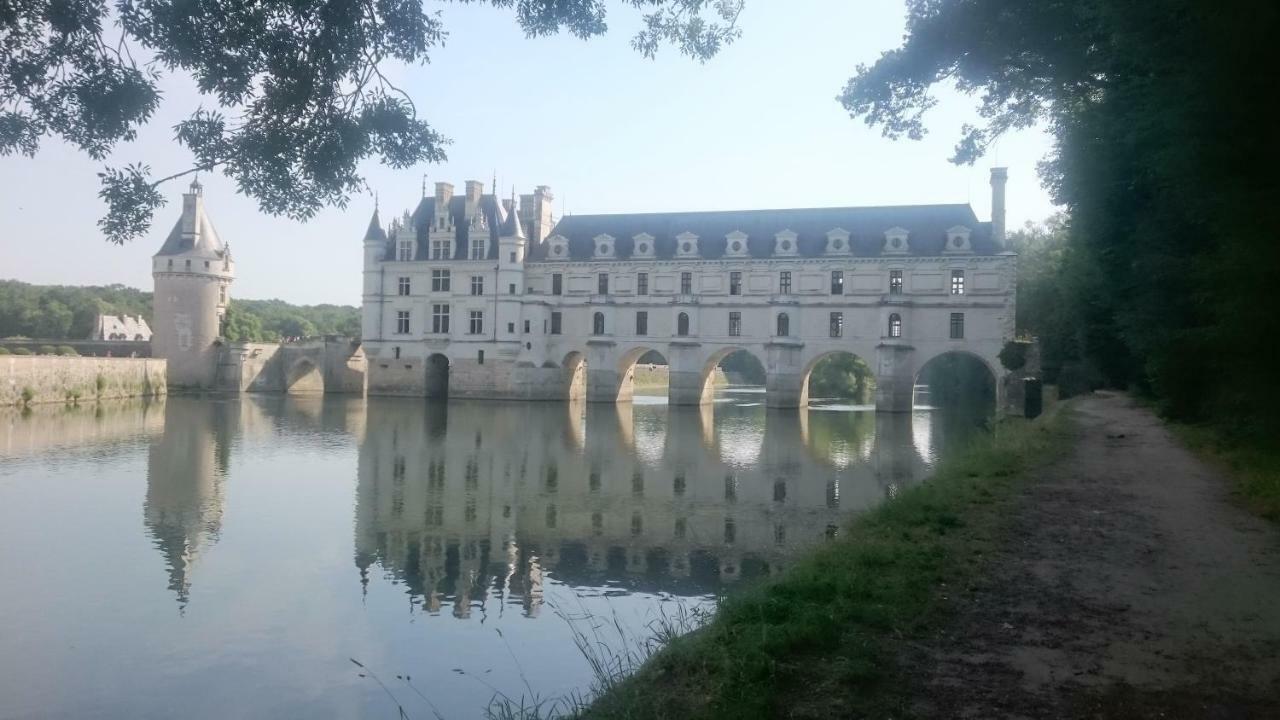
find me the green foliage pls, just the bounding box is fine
[2,1,741,242]
[20,386,34,405]
[585,413,1072,719]
[0,280,150,339]
[999,341,1028,372]
[56,345,78,356]
[11,347,32,355]
[717,350,765,384]
[224,299,359,342]
[808,353,875,401]
[37,345,56,355]
[95,374,107,393]
[842,1,1280,435]
[1176,424,1280,523]
[0,346,9,355]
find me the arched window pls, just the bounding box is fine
[677,312,690,337]
[776,312,790,337]
[888,313,902,338]
[592,312,605,335]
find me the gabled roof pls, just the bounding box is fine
[530,203,995,261]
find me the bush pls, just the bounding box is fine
[999,340,1030,372]
[56,345,79,356]
[37,345,56,355]
[20,386,34,405]
[11,347,32,355]
[0,346,9,355]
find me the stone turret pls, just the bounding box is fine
[151,178,234,388]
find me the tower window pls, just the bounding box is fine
[779,271,792,295]
[831,270,844,295]
[592,312,605,335]
[950,312,965,339]
[635,311,648,336]
[729,271,742,295]
[951,269,965,295]
[728,311,742,337]
[829,312,843,338]
[889,313,902,338]
[677,312,690,336]
[550,312,562,334]
[776,312,790,337]
[597,273,609,295]
[680,271,693,295]
[396,310,410,335]
[637,272,648,296]
[890,269,903,295]
[552,273,563,295]
[397,276,411,296]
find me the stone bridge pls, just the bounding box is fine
[215,338,366,395]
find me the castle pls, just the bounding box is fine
[360,170,1017,412]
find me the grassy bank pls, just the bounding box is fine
[581,409,1073,719]
[1173,424,1280,522]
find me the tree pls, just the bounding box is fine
[2,0,743,243]
[222,303,264,343]
[841,0,1280,433]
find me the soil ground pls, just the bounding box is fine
[907,392,1280,718]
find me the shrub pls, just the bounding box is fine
[999,340,1030,372]
[37,345,56,355]
[11,347,32,355]
[20,386,34,405]
[0,347,10,355]
[95,374,107,393]
[56,345,79,356]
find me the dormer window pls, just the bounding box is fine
[546,234,569,260]
[676,231,699,258]
[397,239,414,261]
[632,233,655,258]
[883,227,910,255]
[594,234,616,259]
[469,237,486,260]
[825,229,850,255]
[774,230,798,257]
[944,225,973,254]
[431,238,450,259]
[725,231,749,257]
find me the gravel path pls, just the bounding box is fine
[909,392,1280,718]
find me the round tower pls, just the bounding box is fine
[151,178,235,388]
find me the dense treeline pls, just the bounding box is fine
[843,0,1280,438]
[0,280,358,343]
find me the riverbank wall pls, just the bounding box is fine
[2,356,166,406]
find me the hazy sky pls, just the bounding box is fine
[0,1,1058,306]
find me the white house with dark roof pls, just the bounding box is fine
[361,169,1017,412]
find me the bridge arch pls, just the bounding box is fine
[614,345,670,403]
[285,357,324,395]
[562,350,587,401]
[799,349,877,407]
[913,349,999,413]
[698,346,766,405]
[425,353,450,399]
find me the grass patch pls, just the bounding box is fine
[581,410,1073,720]
[1173,423,1280,522]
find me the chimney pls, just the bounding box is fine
[434,181,454,228]
[990,167,1008,247]
[531,185,555,243]
[464,180,484,222]
[181,177,204,238]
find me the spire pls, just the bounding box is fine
[492,170,497,197]
[364,206,387,242]
[501,191,526,239]
[421,175,427,198]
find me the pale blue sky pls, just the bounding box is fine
[0,1,1057,305]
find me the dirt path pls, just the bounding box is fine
[909,392,1280,718]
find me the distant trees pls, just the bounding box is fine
[808,354,875,402]
[1,0,743,242]
[842,0,1280,434]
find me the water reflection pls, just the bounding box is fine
[352,397,975,619]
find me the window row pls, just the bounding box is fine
[394,307,487,336]
[575,310,966,339]
[543,269,969,296]
[395,273,493,296]
[395,239,489,262]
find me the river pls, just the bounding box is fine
[0,390,984,719]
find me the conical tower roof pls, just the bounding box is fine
[364,208,387,242]
[501,192,526,239]
[154,178,227,258]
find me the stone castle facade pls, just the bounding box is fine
[361,170,1017,411]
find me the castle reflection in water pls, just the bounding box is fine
[128,393,978,615]
[349,394,976,619]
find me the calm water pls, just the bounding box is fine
[0,390,982,719]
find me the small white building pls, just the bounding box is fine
[90,314,153,342]
[361,170,1017,412]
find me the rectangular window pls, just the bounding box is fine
[396,310,410,335]
[469,238,485,260]
[507,322,515,333]
[469,310,484,335]
[890,269,903,295]
[829,311,843,338]
[550,312,562,335]
[523,319,530,334]
[397,239,413,261]
[637,272,648,296]
[636,311,648,336]
[597,272,609,295]
[950,312,965,339]
[397,276,410,296]
[779,271,792,295]
[831,270,844,295]
[551,273,563,295]
[509,251,516,262]
[728,311,742,337]
[431,304,450,333]
[508,283,516,295]
[470,275,484,296]
[951,269,965,295]
[431,239,449,259]
[431,269,451,292]
[680,271,693,295]
[729,271,742,296]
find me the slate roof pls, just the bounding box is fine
[530,203,996,261]
[154,205,227,257]
[382,193,510,261]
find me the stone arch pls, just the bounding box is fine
[913,349,999,412]
[614,345,670,403]
[285,357,324,395]
[698,346,766,405]
[799,349,877,407]
[425,353,450,399]
[562,351,587,401]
